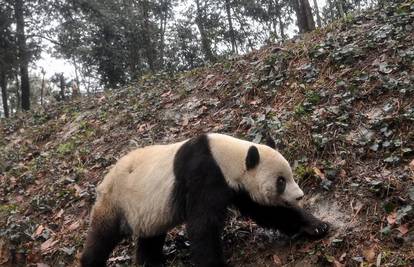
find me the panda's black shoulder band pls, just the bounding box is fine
[246,146,260,170]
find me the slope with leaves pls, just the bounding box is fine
[1,1,414,266]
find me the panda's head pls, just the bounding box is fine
[243,138,304,207]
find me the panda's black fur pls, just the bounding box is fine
[81,134,329,267]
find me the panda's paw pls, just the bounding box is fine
[303,221,330,238]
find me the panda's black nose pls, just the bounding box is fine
[296,196,303,201]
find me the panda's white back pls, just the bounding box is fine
[96,140,186,236]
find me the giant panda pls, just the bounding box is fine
[81,133,329,267]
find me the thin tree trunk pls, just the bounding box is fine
[292,0,315,33]
[278,12,285,39]
[59,73,65,100]
[14,0,30,110]
[313,0,322,27]
[269,0,278,41]
[73,57,80,93]
[336,0,345,17]
[225,0,237,54]
[15,73,20,111]
[195,0,216,62]
[326,0,335,21]
[303,0,315,31]
[40,68,45,106]
[0,71,9,118]
[159,0,168,66]
[141,0,156,71]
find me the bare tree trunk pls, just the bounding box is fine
[195,0,216,63]
[14,0,30,110]
[312,0,322,27]
[141,0,156,71]
[40,68,45,106]
[292,0,316,33]
[278,12,285,39]
[159,0,168,66]
[326,0,335,21]
[0,70,9,118]
[303,0,315,31]
[336,0,345,17]
[268,0,279,41]
[59,73,65,100]
[225,0,237,53]
[15,74,20,111]
[73,57,80,93]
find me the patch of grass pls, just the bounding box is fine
[78,121,96,138]
[223,62,232,70]
[295,164,315,182]
[343,14,355,24]
[57,141,76,155]
[294,103,307,116]
[0,204,19,214]
[178,86,190,97]
[264,54,278,65]
[56,188,75,199]
[295,90,321,117]
[74,166,86,179]
[305,90,321,105]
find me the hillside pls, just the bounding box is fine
[1,1,414,266]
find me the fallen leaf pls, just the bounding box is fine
[0,239,11,264]
[363,246,376,263]
[339,253,346,262]
[272,255,282,266]
[54,209,64,219]
[397,224,409,236]
[409,159,414,171]
[333,260,344,267]
[313,167,325,179]
[34,225,44,237]
[108,255,131,262]
[68,221,80,231]
[376,252,382,267]
[73,184,82,197]
[40,238,58,253]
[353,201,363,216]
[387,212,397,225]
[182,118,189,126]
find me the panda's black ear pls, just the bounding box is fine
[265,135,276,149]
[246,146,260,170]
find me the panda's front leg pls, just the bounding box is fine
[136,233,167,267]
[267,205,330,239]
[295,208,330,238]
[233,192,329,238]
[185,183,231,267]
[187,216,227,267]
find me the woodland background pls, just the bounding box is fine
[1,0,383,117]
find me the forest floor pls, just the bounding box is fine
[1,1,414,266]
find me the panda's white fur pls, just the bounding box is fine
[95,140,187,236]
[94,133,303,237]
[208,133,303,206]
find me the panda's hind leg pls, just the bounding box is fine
[81,201,130,267]
[136,233,167,267]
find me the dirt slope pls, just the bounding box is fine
[1,1,414,266]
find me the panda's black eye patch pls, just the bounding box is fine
[277,176,286,194]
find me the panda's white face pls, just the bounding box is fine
[207,134,304,207]
[244,147,304,207]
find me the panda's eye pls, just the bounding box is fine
[277,176,286,194]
